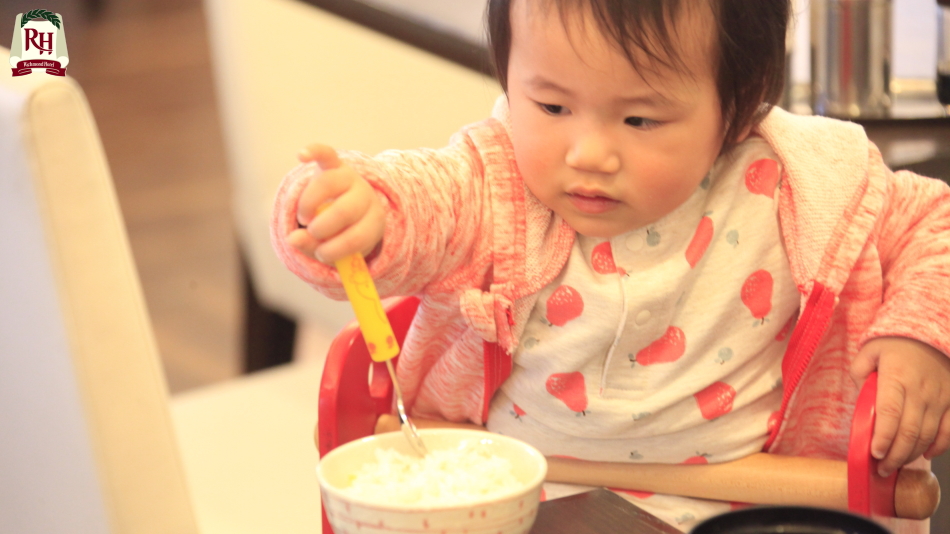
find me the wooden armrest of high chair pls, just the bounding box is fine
[373,372,940,520]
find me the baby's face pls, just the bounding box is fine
[507,0,731,238]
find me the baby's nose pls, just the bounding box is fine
[565,132,620,174]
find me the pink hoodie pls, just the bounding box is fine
[272,104,950,531]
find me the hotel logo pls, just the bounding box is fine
[10,9,69,76]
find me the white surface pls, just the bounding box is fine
[171,362,325,534]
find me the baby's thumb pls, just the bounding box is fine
[286,228,318,260]
[850,345,879,387]
[298,144,342,170]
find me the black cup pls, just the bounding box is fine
[690,506,890,534]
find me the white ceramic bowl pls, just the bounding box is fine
[317,429,547,534]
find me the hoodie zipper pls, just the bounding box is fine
[764,281,837,450]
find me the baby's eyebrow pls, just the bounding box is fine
[614,93,677,109]
[525,75,574,96]
[524,75,677,109]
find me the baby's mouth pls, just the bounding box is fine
[568,192,619,214]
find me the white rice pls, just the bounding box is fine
[344,443,521,506]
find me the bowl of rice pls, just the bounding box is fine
[317,428,547,534]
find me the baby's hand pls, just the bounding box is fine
[851,337,950,477]
[287,144,385,264]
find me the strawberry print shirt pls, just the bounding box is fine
[486,137,799,530]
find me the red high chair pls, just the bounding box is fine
[317,296,937,534]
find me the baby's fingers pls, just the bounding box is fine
[925,410,950,459]
[298,143,343,170]
[306,180,371,242]
[308,179,384,263]
[313,207,384,264]
[910,410,942,461]
[871,379,905,466]
[877,396,931,477]
[296,164,357,227]
[286,228,319,259]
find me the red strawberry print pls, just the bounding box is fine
[545,285,584,327]
[632,326,686,365]
[744,158,780,197]
[685,215,713,268]
[612,488,655,499]
[546,372,588,414]
[730,501,753,511]
[591,241,618,274]
[741,269,773,323]
[511,404,526,420]
[694,381,736,420]
[682,454,710,465]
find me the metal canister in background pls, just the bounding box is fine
[939,0,950,106]
[780,0,799,110]
[811,0,892,118]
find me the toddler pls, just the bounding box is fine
[273,0,950,530]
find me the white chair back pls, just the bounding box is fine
[0,47,200,534]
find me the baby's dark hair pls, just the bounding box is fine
[487,0,790,151]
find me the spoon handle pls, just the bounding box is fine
[334,252,399,362]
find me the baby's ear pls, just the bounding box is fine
[731,102,773,145]
[732,119,758,145]
[734,127,753,144]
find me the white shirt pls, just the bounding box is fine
[487,136,799,530]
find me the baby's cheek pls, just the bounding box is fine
[514,151,551,188]
[520,166,558,207]
[641,169,707,213]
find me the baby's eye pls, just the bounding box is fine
[625,116,659,129]
[539,103,565,115]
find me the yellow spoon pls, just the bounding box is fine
[331,250,428,456]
